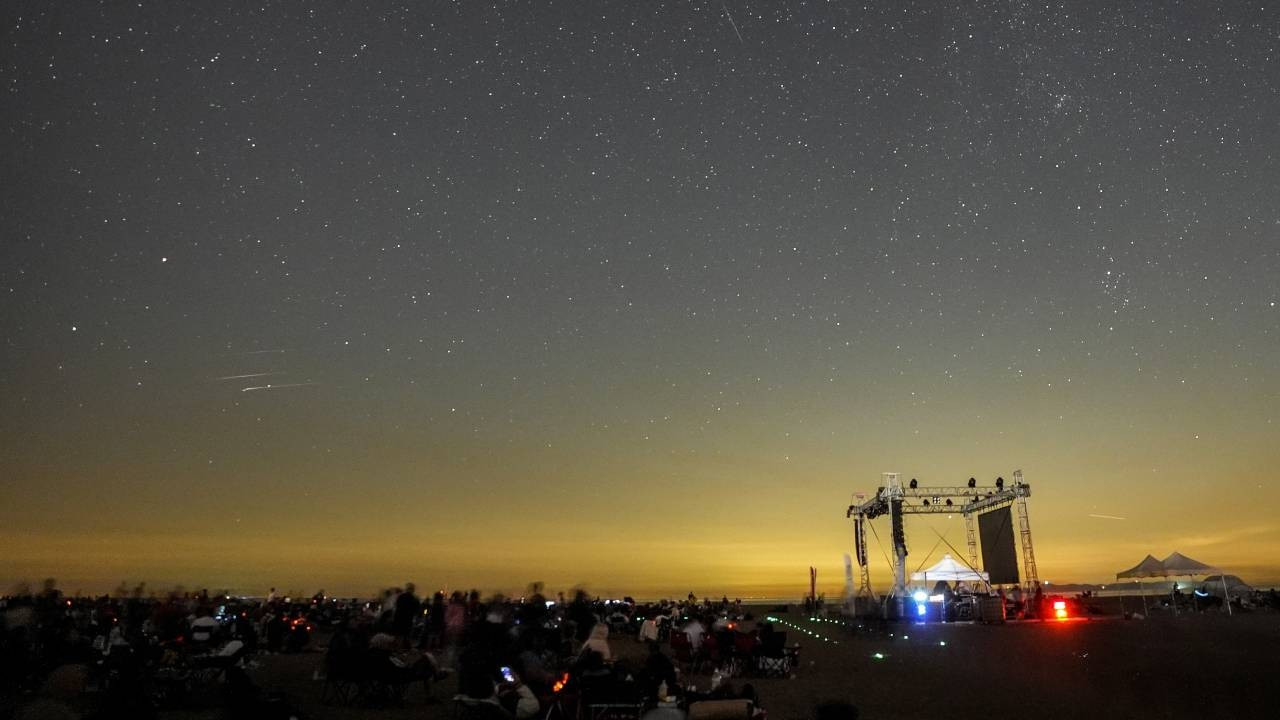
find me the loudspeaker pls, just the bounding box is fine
[978,507,1019,584]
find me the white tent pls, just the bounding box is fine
[1117,551,1235,616]
[1202,575,1252,597]
[1161,551,1220,577]
[1116,554,1167,579]
[911,554,989,583]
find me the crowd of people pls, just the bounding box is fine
[7,575,1280,719]
[0,582,339,718]
[0,582,816,720]
[323,586,777,718]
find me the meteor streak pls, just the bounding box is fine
[216,372,281,380]
[241,382,318,392]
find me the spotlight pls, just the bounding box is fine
[912,590,927,603]
[909,478,918,489]
[996,476,1004,489]
[968,477,976,488]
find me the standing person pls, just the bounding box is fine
[683,616,706,651]
[425,591,446,650]
[443,591,468,666]
[393,583,420,647]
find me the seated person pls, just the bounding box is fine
[641,642,678,700]
[459,664,539,719]
[579,623,612,662]
[190,611,218,646]
[638,617,660,642]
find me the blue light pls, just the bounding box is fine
[916,603,927,616]
[912,590,927,603]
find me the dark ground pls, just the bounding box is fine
[161,604,1279,720]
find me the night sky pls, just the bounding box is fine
[3,1,1278,598]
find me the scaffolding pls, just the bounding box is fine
[1014,469,1039,591]
[846,470,1038,611]
[964,513,980,570]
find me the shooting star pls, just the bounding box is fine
[216,372,282,381]
[1087,513,1127,521]
[241,382,319,392]
[721,2,743,43]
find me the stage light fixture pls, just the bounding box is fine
[945,499,953,506]
[922,499,930,506]
[968,477,976,488]
[996,476,1004,488]
[909,478,918,489]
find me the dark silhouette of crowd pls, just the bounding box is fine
[22,578,1278,719]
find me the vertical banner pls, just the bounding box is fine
[978,507,1020,584]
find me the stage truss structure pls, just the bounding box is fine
[847,470,1039,605]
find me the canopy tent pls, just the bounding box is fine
[911,554,989,583]
[1116,554,1168,579]
[1116,552,1234,616]
[1161,552,1220,576]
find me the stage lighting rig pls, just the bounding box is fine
[846,470,1038,609]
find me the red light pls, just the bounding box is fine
[1053,600,1067,619]
[552,672,569,693]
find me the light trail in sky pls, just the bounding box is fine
[216,372,281,380]
[240,382,318,392]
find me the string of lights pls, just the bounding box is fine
[764,615,841,644]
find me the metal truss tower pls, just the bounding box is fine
[1013,469,1038,590]
[964,513,980,570]
[847,470,1037,614]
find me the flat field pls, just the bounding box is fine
[206,607,1279,720]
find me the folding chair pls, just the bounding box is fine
[454,695,515,720]
[669,630,694,668]
[755,631,789,677]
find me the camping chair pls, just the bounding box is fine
[669,630,694,668]
[364,648,436,705]
[189,639,248,686]
[579,673,645,720]
[319,653,361,705]
[725,632,758,677]
[688,699,755,720]
[454,695,515,720]
[694,632,722,673]
[756,631,789,677]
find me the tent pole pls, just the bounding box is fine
[1140,579,1147,616]
[1222,576,1232,616]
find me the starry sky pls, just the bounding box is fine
[2,1,1278,598]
